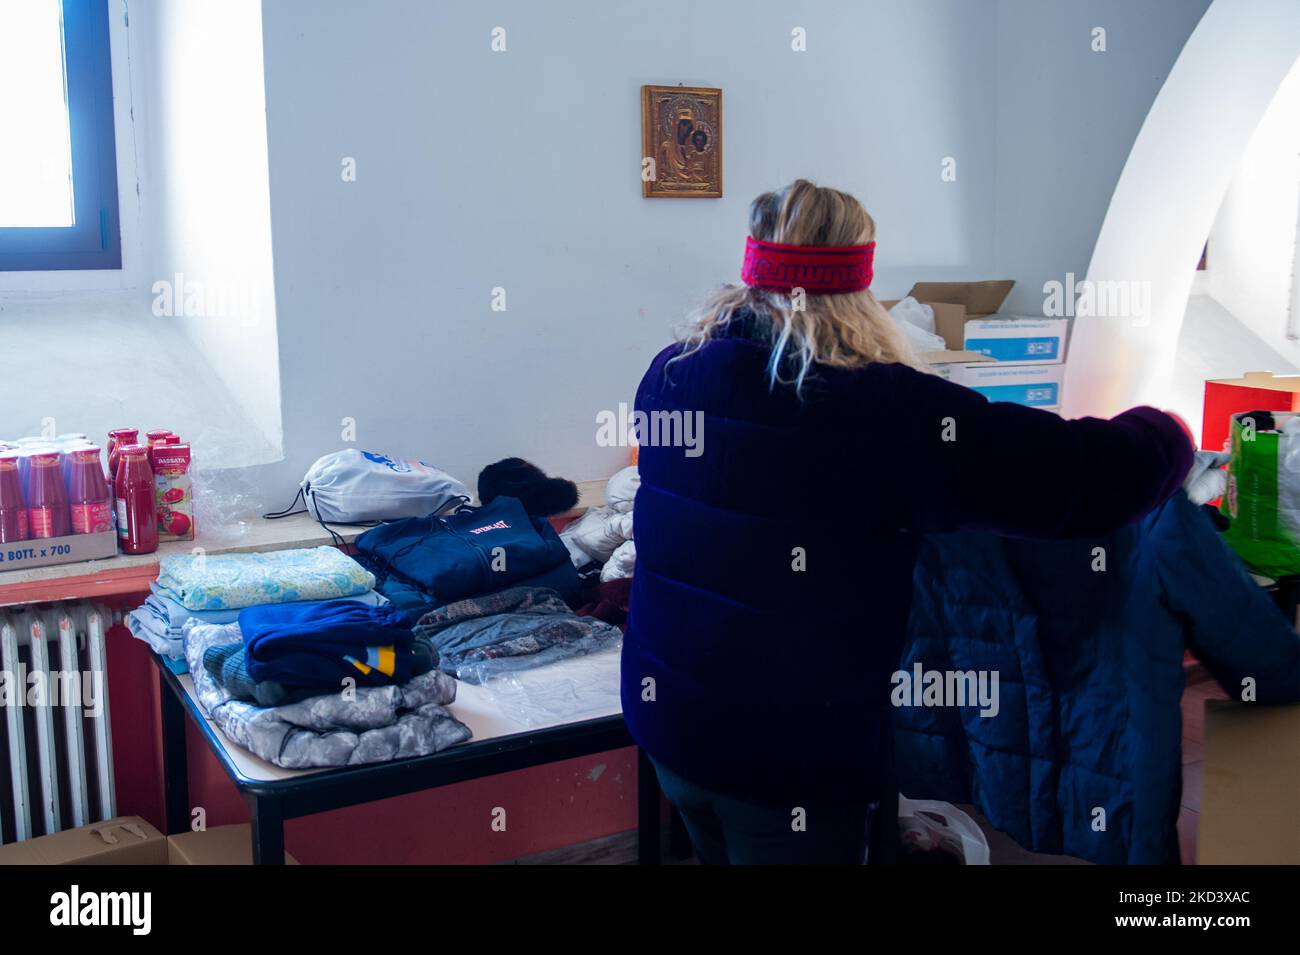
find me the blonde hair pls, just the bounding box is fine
[675,179,922,393]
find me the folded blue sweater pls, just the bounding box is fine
[239,600,415,688]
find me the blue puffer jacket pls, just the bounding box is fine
[897,492,1300,864]
[624,318,1193,809]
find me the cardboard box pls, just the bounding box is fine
[939,361,1064,410]
[1197,701,1300,864]
[0,529,117,573]
[905,281,1068,366]
[881,297,994,368]
[0,817,167,865]
[166,825,300,865]
[1202,371,1300,453]
[962,314,1068,364]
[0,820,301,865]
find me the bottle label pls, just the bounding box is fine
[116,499,129,540]
[71,501,111,535]
[29,506,57,539]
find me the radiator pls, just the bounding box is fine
[0,603,115,843]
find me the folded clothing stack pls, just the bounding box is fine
[354,496,580,614]
[128,585,388,669]
[201,600,432,707]
[127,546,379,673]
[156,545,375,610]
[242,600,416,687]
[185,618,470,769]
[413,586,622,684]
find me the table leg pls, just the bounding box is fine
[247,794,286,865]
[636,747,662,865]
[159,667,190,835]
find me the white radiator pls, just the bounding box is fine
[0,603,115,843]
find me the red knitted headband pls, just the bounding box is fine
[741,236,875,294]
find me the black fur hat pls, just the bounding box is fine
[477,458,579,516]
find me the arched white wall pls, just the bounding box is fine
[1064,0,1300,419]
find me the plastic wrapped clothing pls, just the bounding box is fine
[897,491,1300,864]
[157,546,375,611]
[560,466,638,580]
[412,586,622,685]
[183,620,471,768]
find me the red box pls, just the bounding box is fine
[1202,372,1300,452]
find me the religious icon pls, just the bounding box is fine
[641,85,722,198]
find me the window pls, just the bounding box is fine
[0,0,120,271]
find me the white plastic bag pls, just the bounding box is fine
[300,449,470,523]
[889,295,936,334]
[898,796,991,865]
[889,297,947,352]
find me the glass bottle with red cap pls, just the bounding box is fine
[107,428,139,484]
[114,444,158,554]
[0,451,28,543]
[68,446,111,535]
[27,451,70,539]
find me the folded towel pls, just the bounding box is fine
[126,608,185,660]
[239,600,416,687]
[156,546,374,611]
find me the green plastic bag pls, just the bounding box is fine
[1221,413,1300,577]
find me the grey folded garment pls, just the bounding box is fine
[203,636,437,708]
[184,620,470,769]
[413,586,622,684]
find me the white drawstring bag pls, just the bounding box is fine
[898,796,991,865]
[296,449,470,524]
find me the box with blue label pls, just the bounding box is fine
[947,362,1065,410]
[906,281,1069,366]
[962,315,1068,365]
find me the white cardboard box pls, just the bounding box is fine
[941,361,1065,410]
[962,314,1068,366]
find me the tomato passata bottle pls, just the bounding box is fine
[0,451,29,543]
[27,452,70,539]
[68,446,111,534]
[114,444,158,554]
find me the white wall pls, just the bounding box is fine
[1206,54,1300,359]
[249,0,1015,501]
[130,0,282,456]
[248,0,1207,503]
[1066,0,1300,419]
[993,0,1211,315]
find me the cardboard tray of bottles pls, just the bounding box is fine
[0,528,118,573]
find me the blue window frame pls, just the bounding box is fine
[0,0,121,271]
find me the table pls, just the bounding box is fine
[152,650,663,865]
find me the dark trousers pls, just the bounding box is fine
[651,759,873,864]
